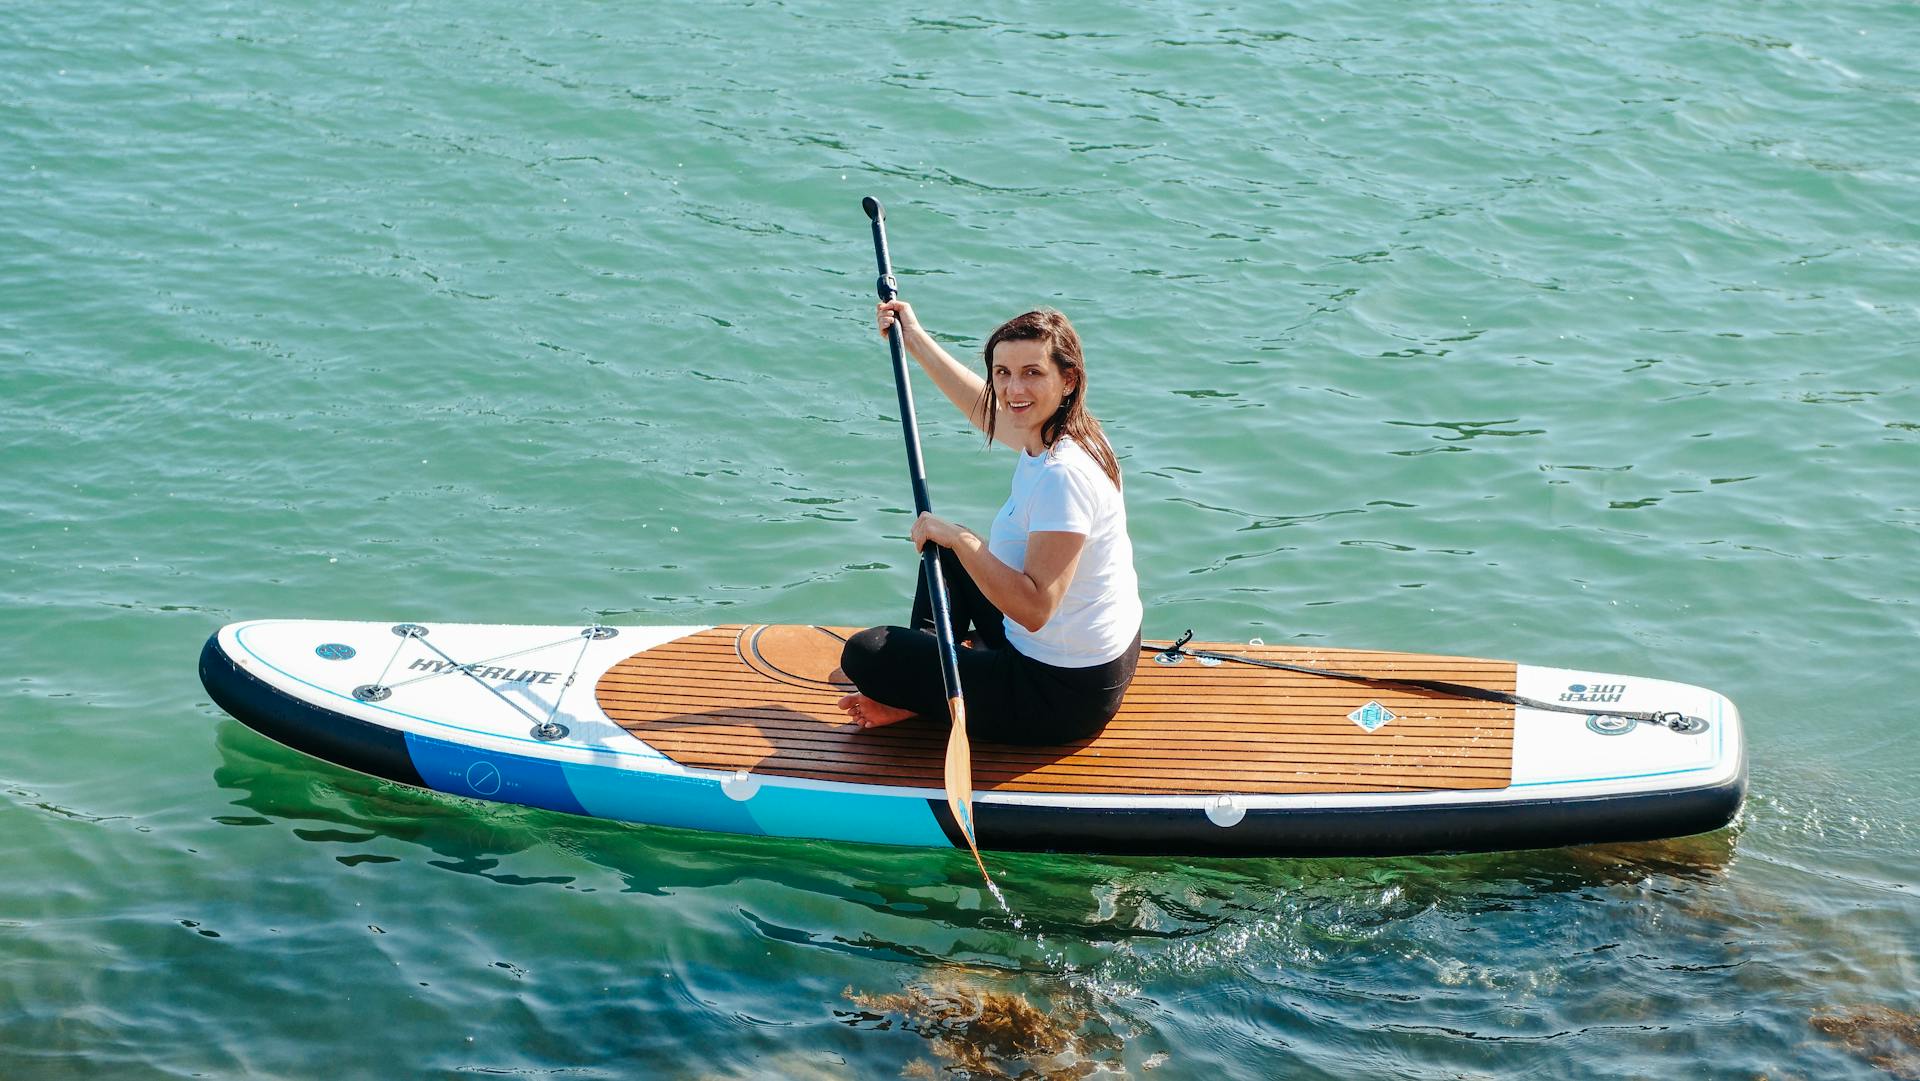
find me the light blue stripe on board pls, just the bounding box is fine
[407,728,953,847]
[743,784,953,848]
[563,762,764,836]
[572,761,952,847]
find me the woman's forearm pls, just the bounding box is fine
[945,529,1082,634]
[900,326,990,431]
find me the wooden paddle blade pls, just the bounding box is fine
[943,696,990,881]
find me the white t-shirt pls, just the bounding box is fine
[986,437,1143,667]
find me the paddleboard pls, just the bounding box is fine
[198,620,1744,857]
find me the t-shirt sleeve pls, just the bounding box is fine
[1025,462,1100,535]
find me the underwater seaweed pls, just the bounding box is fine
[845,971,1129,1079]
[1811,1004,1920,1079]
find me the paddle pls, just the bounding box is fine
[860,196,990,885]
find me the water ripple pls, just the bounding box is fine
[3,0,1918,1075]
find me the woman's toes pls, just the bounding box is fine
[833,692,911,729]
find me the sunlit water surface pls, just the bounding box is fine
[3,0,1916,1077]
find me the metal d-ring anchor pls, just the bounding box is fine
[1661,712,1709,734]
[530,719,569,741]
[581,625,617,640]
[1155,629,1195,665]
[353,684,392,703]
[391,623,428,638]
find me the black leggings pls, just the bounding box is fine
[839,547,1140,745]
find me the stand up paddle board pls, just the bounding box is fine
[199,620,1744,857]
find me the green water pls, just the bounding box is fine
[4,0,1916,1076]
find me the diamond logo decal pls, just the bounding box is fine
[1348,701,1396,732]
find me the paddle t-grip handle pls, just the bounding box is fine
[865,197,900,305]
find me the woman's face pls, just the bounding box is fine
[990,338,1074,443]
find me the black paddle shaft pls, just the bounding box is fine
[862,197,964,705]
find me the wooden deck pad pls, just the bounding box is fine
[595,626,1516,796]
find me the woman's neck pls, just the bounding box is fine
[1024,429,1065,457]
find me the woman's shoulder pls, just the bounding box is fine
[1044,435,1094,464]
[1041,438,1121,495]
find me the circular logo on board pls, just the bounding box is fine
[315,643,356,661]
[465,761,503,796]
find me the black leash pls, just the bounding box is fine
[1146,630,1705,734]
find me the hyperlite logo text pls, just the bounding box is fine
[1561,682,1625,704]
[407,658,561,684]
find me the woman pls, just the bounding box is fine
[835,300,1143,745]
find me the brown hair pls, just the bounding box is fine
[978,309,1121,489]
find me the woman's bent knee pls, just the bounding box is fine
[839,627,889,685]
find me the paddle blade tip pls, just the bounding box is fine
[862,196,884,222]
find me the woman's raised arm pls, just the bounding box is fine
[877,300,989,433]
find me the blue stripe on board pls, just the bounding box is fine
[403,732,589,818]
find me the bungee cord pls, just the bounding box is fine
[349,623,618,741]
[1146,631,1706,734]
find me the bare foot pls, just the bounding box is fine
[836,692,914,729]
